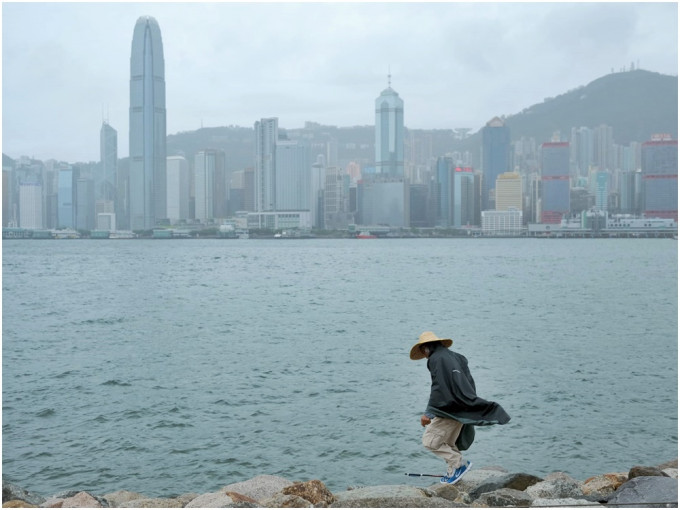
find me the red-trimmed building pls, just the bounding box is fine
[540,142,570,223]
[642,135,677,221]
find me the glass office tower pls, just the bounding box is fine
[129,16,166,230]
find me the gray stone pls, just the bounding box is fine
[526,472,583,500]
[2,481,46,506]
[61,492,103,508]
[425,483,461,502]
[220,475,294,503]
[581,473,628,499]
[606,476,678,508]
[331,485,454,508]
[185,492,235,508]
[102,490,147,507]
[260,494,312,508]
[629,465,671,479]
[471,488,533,507]
[119,498,184,508]
[449,467,510,494]
[532,497,594,507]
[469,472,543,500]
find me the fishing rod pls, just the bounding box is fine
[405,472,445,477]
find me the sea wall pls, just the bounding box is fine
[3,459,677,508]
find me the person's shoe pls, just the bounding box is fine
[440,460,472,485]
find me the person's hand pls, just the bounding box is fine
[420,415,431,427]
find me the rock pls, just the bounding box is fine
[119,498,184,508]
[61,492,102,508]
[220,475,294,503]
[451,467,510,494]
[629,465,671,479]
[606,476,678,507]
[3,501,38,508]
[532,497,594,506]
[468,472,543,500]
[102,490,147,507]
[525,472,583,500]
[471,488,533,507]
[281,480,335,507]
[331,485,452,508]
[2,481,45,507]
[40,498,64,508]
[225,492,258,505]
[185,492,234,508]
[663,469,678,479]
[658,460,678,470]
[581,473,628,499]
[424,484,461,502]
[260,494,312,508]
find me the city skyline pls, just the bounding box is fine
[2,2,678,163]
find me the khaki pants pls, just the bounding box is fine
[422,417,464,473]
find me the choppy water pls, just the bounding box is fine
[2,238,677,497]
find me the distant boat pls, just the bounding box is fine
[356,231,377,239]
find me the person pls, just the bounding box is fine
[410,331,511,485]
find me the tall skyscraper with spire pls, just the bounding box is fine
[374,72,404,177]
[129,15,166,230]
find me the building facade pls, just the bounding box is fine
[275,140,310,211]
[166,155,189,223]
[99,121,117,203]
[540,142,570,223]
[255,118,278,212]
[495,171,522,212]
[374,75,404,177]
[129,16,167,230]
[641,136,677,221]
[19,182,43,229]
[481,117,511,211]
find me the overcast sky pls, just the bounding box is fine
[2,2,678,163]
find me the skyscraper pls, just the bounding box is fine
[641,135,677,221]
[129,16,166,230]
[254,118,278,212]
[99,121,117,202]
[540,142,570,223]
[375,74,404,177]
[481,117,511,211]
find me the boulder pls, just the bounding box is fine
[581,473,628,499]
[471,488,533,507]
[40,497,64,508]
[3,502,38,508]
[102,490,147,507]
[525,472,583,500]
[260,494,312,508]
[658,460,678,470]
[451,467,510,494]
[2,481,45,507]
[185,492,234,508]
[61,493,102,508]
[532,497,594,507]
[424,484,461,502]
[663,469,678,479]
[281,480,335,507]
[120,498,186,508]
[220,475,294,503]
[331,485,452,508]
[629,465,671,479]
[468,472,543,500]
[606,476,678,508]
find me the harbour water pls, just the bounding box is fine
[2,238,677,497]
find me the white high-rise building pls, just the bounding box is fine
[255,118,278,212]
[166,155,189,223]
[194,151,215,222]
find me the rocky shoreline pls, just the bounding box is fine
[3,459,677,508]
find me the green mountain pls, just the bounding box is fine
[456,69,677,153]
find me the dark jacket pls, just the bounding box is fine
[425,342,510,450]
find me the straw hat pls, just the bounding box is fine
[409,331,453,360]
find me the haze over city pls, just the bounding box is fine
[3,2,678,164]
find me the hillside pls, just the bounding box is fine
[165,69,677,170]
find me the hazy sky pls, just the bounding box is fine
[2,2,678,163]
